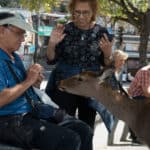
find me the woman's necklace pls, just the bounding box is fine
[81,34,86,40]
[80,22,94,40]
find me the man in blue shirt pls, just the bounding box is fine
[0,11,93,150]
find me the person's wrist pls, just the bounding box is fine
[49,40,57,48]
[104,55,112,60]
[104,55,112,65]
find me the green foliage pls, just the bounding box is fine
[97,0,149,27]
[20,0,59,12]
[57,15,70,24]
[59,3,67,13]
[99,1,121,16]
[0,0,20,7]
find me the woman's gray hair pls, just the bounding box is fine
[112,49,128,61]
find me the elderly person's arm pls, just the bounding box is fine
[143,86,150,97]
[0,64,43,107]
[141,70,150,97]
[47,24,66,61]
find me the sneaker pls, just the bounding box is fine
[132,138,142,145]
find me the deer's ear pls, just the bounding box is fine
[98,77,104,85]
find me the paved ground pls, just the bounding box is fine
[93,118,149,150]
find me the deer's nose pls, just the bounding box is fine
[59,80,67,91]
[58,86,66,92]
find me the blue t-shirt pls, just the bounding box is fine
[0,49,39,115]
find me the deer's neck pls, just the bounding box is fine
[93,83,141,126]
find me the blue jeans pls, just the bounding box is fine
[87,98,116,133]
[0,113,93,150]
[133,95,146,100]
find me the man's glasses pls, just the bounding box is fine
[3,24,25,38]
[74,10,92,17]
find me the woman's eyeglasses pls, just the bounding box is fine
[74,10,92,17]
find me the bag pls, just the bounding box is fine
[33,87,59,108]
[31,102,67,123]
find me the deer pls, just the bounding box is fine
[58,68,150,148]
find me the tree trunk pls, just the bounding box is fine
[138,9,150,67]
[138,31,149,67]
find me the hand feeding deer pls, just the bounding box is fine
[59,68,150,148]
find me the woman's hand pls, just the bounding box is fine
[47,24,66,61]
[49,24,66,46]
[99,33,114,58]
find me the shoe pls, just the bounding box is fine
[131,138,142,145]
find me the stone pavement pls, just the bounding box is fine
[93,118,149,150]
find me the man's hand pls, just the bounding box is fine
[26,64,44,86]
[33,73,44,88]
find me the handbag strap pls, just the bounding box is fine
[5,61,35,108]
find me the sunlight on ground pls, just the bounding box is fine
[93,120,149,150]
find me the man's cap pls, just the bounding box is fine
[0,11,36,33]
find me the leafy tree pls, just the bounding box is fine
[98,0,150,66]
[0,0,20,7]
[20,0,61,12]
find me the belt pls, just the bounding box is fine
[0,113,28,120]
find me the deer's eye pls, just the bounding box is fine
[78,77,83,81]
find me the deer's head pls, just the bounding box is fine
[59,71,100,97]
[59,68,125,97]
[59,68,127,97]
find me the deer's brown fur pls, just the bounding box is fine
[59,69,150,148]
